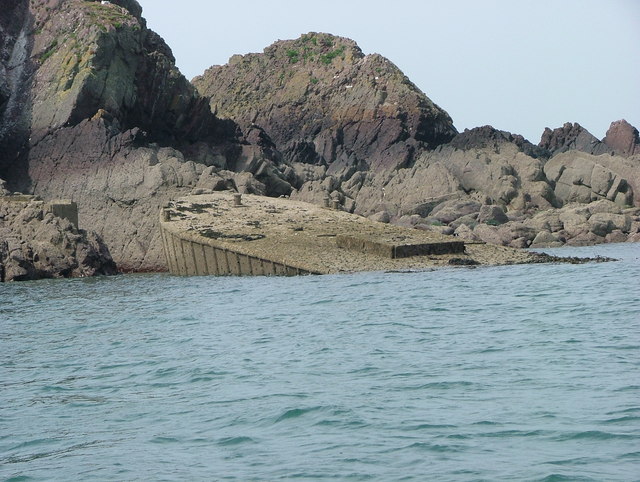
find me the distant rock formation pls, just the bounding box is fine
[539,120,640,158]
[193,33,457,175]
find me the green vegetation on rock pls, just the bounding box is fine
[319,46,345,65]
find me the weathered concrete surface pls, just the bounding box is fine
[159,192,554,276]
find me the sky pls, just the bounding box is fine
[137,0,639,144]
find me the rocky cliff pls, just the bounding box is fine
[0,0,292,274]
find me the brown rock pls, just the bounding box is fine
[605,230,628,244]
[602,120,640,157]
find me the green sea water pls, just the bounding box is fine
[1,243,639,481]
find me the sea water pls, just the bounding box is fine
[1,243,639,481]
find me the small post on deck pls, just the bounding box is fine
[233,193,242,207]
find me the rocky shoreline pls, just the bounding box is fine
[0,194,116,282]
[0,1,637,281]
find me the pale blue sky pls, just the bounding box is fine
[137,0,639,143]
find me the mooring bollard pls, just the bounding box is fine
[323,195,330,208]
[234,193,242,206]
[332,199,341,210]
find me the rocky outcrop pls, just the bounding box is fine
[193,33,457,176]
[603,119,640,157]
[539,122,612,156]
[452,126,550,159]
[0,196,116,281]
[539,120,640,158]
[291,121,639,247]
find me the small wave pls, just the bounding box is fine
[613,385,640,392]
[480,429,549,438]
[600,415,640,424]
[472,420,501,426]
[1,440,103,465]
[538,474,598,482]
[620,451,640,459]
[150,436,180,444]
[403,423,457,430]
[384,441,465,453]
[274,406,322,423]
[552,430,635,441]
[543,456,600,466]
[217,436,256,446]
[417,381,474,390]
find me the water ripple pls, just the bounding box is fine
[1,243,639,480]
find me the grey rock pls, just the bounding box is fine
[477,204,509,225]
[0,199,116,281]
[368,211,390,224]
[431,199,481,224]
[530,230,564,248]
[588,212,631,236]
[544,151,637,208]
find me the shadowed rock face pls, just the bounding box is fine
[4,0,234,153]
[539,120,640,158]
[451,125,550,159]
[193,33,458,175]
